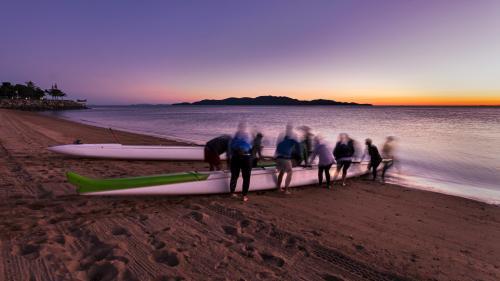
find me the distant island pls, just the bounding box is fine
[173,95,372,106]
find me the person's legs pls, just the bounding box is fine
[333,163,342,184]
[241,156,252,197]
[277,170,284,190]
[285,170,293,189]
[229,156,241,193]
[381,160,393,180]
[318,166,324,185]
[214,154,221,171]
[276,158,285,189]
[341,161,351,186]
[205,147,215,171]
[372,160,381,180]
[284,160,293,191]
[325,164,332,187]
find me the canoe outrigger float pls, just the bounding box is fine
[49,144,276,160]
[67,162,373,196]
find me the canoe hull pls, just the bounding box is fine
[48,144,275,160]
[81,163,370,196]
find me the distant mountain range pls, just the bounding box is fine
[173,95,372,106]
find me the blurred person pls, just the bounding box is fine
[229,123,253,202]
[381,136,398,181]
[275,124,301,194]
[363,138,382,180]
[333,133,355,186]
[299,126,314,165]
[309,135,335,189]
[204,134,231,171]
[251,132,264,167]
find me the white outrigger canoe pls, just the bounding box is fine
[49,144,276,160]
[67,162,372,196]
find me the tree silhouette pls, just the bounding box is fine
[45,83,66,100]
[0,81,69,100]
[25,81,45,99]
[0,82,16,99]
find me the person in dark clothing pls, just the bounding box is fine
[364,138,382,180]
[300,126,314,165]
[251,132,264,167]
[229,123,253,202]
[333,133,355,186]
[204,134,231,171]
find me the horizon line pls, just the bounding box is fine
[87,103,500,107]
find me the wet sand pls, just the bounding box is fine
[0,108,499,281]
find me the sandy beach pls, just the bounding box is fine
[0,109,499,281]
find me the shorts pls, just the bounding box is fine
[276,158,293,173]
[336,160,352,172]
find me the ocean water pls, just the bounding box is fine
[45,106,500,204]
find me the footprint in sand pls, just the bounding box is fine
[322,274,345,281]
[87,262,118,281]
[150,239,166,250]
[259,252,285,268]
[240,244,257,258]
[222,225,239,236]
[53,234,65,245]
[185,211,207,223]
[19,243,40,259]
[152,250,181,267]
[111,226,130,236]
[239,219,251,228]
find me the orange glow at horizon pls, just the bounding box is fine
[292,91,500,106]
[140,85,500,106]
[369,97,500,106]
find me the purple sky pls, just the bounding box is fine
[2,0,500,105]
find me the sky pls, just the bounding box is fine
[1,0,500,105]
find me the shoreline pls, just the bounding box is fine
[40,111,205,146]
[44,109,500,206]
[0,108,499,280]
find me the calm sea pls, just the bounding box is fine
[45,106,500,204]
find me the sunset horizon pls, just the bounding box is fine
[3,1,500,106]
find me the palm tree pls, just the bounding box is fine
[25,81,35,89]
[24,81,45,99]
[45,84,65,100]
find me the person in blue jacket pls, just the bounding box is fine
[229,123,253,202]
[275,124,301,194]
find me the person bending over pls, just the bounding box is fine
[204,134,231,171]
[251,132,264,167]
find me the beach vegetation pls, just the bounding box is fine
[0,81,50,100]
[45,83,67,100]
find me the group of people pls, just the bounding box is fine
[204,123,396,202]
